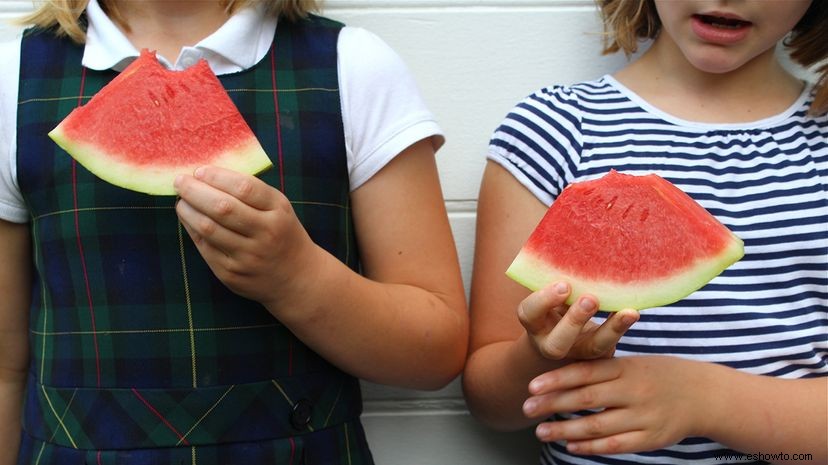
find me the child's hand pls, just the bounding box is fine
[174,165,316,308]
[518,282,639,361]
[523,355,712,455]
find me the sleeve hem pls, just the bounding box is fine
[349,119,443,192]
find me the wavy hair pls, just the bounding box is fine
[19,0,321,44]
[595,0,828,115]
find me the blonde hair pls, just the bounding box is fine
[596,0,828,115]
[20,0,322,44]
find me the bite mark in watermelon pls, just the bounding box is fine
[507,170,744,311]
[48,49,272,195]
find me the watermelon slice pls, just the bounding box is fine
[507,170,744,311]
[49,49,272,195]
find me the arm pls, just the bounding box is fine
[174,139,468,390]
[706,367,827,464]
[526,356,827,464]
[0,219,31,465]
[462,162,637,430]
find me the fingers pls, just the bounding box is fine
[528,357,621,396]
[540,295,600,359]
[564,430,652,456]
[517,282,571,334]
[587,309,639,357]
[176,197,248,254]
[188,165,275,210]
[523,363,628,418]
[518,281,639,361]
[538,416,650,456]
[174,166,274,238]
[534,408,638,442]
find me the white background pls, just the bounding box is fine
[1,1,815,464]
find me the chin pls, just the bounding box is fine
[684,54,747,75]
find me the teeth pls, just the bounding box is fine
[701,15,748,29]
[712,21,741,29]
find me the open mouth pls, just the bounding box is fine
[694,14,752,29]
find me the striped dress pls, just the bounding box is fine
[488,75,828,465]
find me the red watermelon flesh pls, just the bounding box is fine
[49,49,272,195]
[506,170,744,311]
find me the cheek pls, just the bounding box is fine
[757,0,812,38]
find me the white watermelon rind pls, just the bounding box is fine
[49,125,273,196]
[506,235,745,312]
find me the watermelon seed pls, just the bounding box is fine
[639,208,649,222]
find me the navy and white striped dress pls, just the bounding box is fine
[488,75,828,465]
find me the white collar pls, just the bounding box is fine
[82,0,277,75]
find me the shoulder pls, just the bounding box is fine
[337,26,411,88]
[0,26,23,66]
[486,78,612,205]
[336,26,443,191]
[493,77,620,146]
[336,25,424,108]
[0,27,29,223]
[516,77,624,121]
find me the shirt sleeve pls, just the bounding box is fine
[487,85,584,207]
[0,28,28,223]
[337,26,444,192]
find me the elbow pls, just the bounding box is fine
[462,390,529,433]
[415,328,470,391]
[407,315,470,391]
[461,372,530,433]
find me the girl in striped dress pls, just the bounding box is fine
[463,1,827,464]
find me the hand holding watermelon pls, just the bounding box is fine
[517,281,639,362]
[174,165,318,309]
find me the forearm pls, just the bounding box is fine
[0,375,26,465]
[463,335,565,431]
[704,365,827,464]
[266,243,468,390]
[0,220,31,465]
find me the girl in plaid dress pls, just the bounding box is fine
[463,0,827,464]
[0,1,468,463]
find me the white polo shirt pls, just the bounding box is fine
[0,0,444,223]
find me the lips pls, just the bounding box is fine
[691,13,752,44]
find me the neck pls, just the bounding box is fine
[614,34,804,123]
[111,0,232,63]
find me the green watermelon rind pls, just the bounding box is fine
[49,125,273,196]
[506,235,744,312]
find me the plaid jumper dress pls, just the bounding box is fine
[16,15,374,465]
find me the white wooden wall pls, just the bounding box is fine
[2,1,815,464]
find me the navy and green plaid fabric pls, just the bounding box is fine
[16,14,372,464]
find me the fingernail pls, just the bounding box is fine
[579,298,595,312]
[622,314,637,326]
[173,175,183,189]
[554,282,569,295]
[528,378,545,393]
[523,399,537,415]
[536,423,552,438]
[193,166,206,179]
